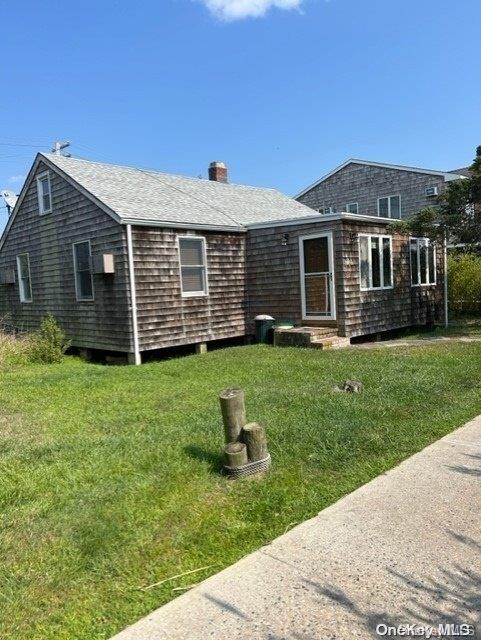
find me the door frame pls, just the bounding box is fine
[299,231,336,321]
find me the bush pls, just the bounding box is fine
[448,252,481,316]
[29,313,70,364]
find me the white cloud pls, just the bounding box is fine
[200,0,304,21]
[8,174,26,184]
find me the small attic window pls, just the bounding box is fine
[37,171,52,214]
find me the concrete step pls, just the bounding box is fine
[274,326,348,349]
[310,336,351,350]
[308,327,338,339]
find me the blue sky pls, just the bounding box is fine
[1,0,480,229]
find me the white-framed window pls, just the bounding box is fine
[72,240,94,301]
[410,238,436,286]
[178,236,208,297]
[359,234,393,291]
[377,195,401,219]
[318,206,335,215]
[37,171,52,214]
[346,202,359,214]
[16,253,32,302]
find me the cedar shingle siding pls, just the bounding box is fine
[0,154,448,358]
[297,163,448,218]
[246,219,444,337]
[0,161,133,352]
[133,227,246,350]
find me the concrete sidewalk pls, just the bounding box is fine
[113,417,481,640]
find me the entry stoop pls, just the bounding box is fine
[273,327,351,350]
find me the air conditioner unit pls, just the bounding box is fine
[0,268,15,285]
[425,186,438,197]
[92,254,115,274]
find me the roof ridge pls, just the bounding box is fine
[348,158,466,176]
[41,152,278,194]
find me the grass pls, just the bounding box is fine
[399,318,481,340]
[2,341,481,639]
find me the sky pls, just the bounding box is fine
[1,0,480,229]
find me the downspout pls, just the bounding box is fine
[126,224,141,365]
[443,231,449,328]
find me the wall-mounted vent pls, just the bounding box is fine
[92,254,115,274]
[425,186,438,197]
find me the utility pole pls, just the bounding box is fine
[51,141,71,157]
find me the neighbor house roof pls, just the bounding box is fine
[32,153,317,231]
[295,158,468,198]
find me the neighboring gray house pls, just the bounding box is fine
[296,159,467,219]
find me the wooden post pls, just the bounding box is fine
[219,388,247,443]
[242,422,268,462]
[195,342,207,354]
[224,442,248,468]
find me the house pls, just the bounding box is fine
[0,153,446,363]
[296,159,467,218]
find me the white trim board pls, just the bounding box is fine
[177,235,209,298]
[247,212,394,230]
[295,158,468,199]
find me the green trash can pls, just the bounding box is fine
[254,315,275,344]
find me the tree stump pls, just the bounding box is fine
[219,388,247,443]
[224,442,248,467]
[241,422,268,462]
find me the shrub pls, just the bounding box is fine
[29,313,70,364]
[448,252,481,316]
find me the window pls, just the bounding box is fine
[16,253,32,302]
[410,238,436,286]
[318,206,336,215]
[359,234,393,290]
[73,241,94,301]
[346,202,359,214]
[377,195,401,219]
[37,172,52,214]
[178,236,208,296]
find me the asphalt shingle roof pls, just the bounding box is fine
[42,153,315,229]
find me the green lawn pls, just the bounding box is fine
[2,342,481,639]
[397,317,481,340]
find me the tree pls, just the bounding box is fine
[392,145,481,249]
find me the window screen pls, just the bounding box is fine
[73,241,94,300]
[378,195,401,219]
[37,174,52,214]
[410,238,436,286]
[179,237,208,295]
[359,235,393,290]
[16,253,32,302]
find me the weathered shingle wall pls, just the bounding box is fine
[336,220,445,337]
[132,228,246,350]
[246,221,342,329]
[297,163,448,219]
[0,161,132,351]
[246,219,444,337]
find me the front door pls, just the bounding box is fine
[299,233,336,321]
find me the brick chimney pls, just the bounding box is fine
[208,161,228,183]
